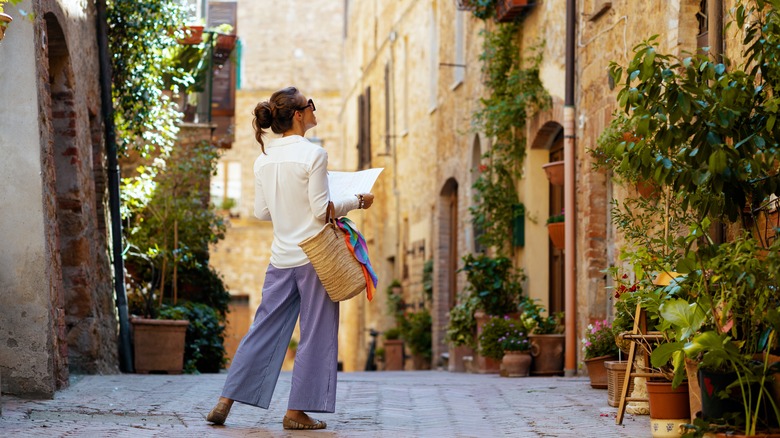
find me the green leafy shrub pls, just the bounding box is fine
[400,308,432,360]
[478,316,510,360]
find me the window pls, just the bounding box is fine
[357,87,372,169]
[697,0,708,49]
[210,161,242,214]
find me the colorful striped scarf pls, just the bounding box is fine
[335,217,377,301]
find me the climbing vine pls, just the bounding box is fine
[470,21,550,255]
[107,0,188,158]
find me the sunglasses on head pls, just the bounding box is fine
[298,99,316,112]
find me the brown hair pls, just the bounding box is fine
[252,86,306,153]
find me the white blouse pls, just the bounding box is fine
[253,135,360,268]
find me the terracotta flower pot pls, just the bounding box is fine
[528,334,564,376]
[547,222,565,250]
[647,380,690,419]
[542,160,564,186]
[496,0,536,23]
[131,318,189,374]
[384,339,404,371]
[583,355,616,389]
[474,310,501,374]
[502,350,532,377]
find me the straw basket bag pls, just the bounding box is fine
[299,202,366,302]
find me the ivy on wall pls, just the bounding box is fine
[469,19,550,255]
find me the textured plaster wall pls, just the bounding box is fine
[0,0,117,398]
[0,0,56,397]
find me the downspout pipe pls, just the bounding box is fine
[708,0,723,62]
[96,0,133,373]
[563,0,577,377]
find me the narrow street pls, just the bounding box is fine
[0,371,648,437]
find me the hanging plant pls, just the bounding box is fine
[470,21,550,255]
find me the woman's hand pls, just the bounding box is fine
[358,193,374,209]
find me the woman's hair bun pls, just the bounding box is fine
[254,102,274,129]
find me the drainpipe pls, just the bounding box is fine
[708,0,723,63]
[96,0,134,373]
[563,0,577,377]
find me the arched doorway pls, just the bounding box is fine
[434,178,458,369]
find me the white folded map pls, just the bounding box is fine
[328,168,384,201]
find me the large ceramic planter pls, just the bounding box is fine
[647,380,690,438]
[502,351,532,377]
[547,222,565,250]
[528,334,564,376]
[583,355,616,389]
[131,318,189,374]
[384,339,404,371]
[606,360,634,407]
[542,160,564,186]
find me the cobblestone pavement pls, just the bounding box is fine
[0,371,649,437]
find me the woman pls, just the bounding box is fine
[206,86,374,430]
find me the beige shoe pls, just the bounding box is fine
[206,401,231,425]
[282,415,327,430]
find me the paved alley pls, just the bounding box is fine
[0,371,649,437]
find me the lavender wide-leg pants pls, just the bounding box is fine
[221,263,339,413]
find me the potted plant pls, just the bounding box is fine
[522,300,565,376]
[582,319,620,389]
[546,210,565,250]
[383,327,404,371]
[454,253,525,373]
[400,308,432,370]
[499,318,532,377]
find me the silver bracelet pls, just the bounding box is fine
[357,194,364,209]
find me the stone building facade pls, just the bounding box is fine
[212,0,740,374]
[0,0,117,398]
[207,0,349,367]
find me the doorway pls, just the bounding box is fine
[548,132,565,315]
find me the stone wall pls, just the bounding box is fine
[0,0,117,398]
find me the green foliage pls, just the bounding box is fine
[107,0,190,158]
[385,280,404,325]
[595,15,780,223]
[468,0,499,20]
[546,210,564,224]
[0,0,22,15]
[384,327,402,341]
[582,319,619,360]
[422,259,434,302]
[499,318,530,352]
[478,316,510,360]
[400,308,432,360]
[124,141,227,317]
[470,22,549,254]
[460,253,525,316]
[520,298,563,335]
[159,302,227,373]
[446,295,479,348]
